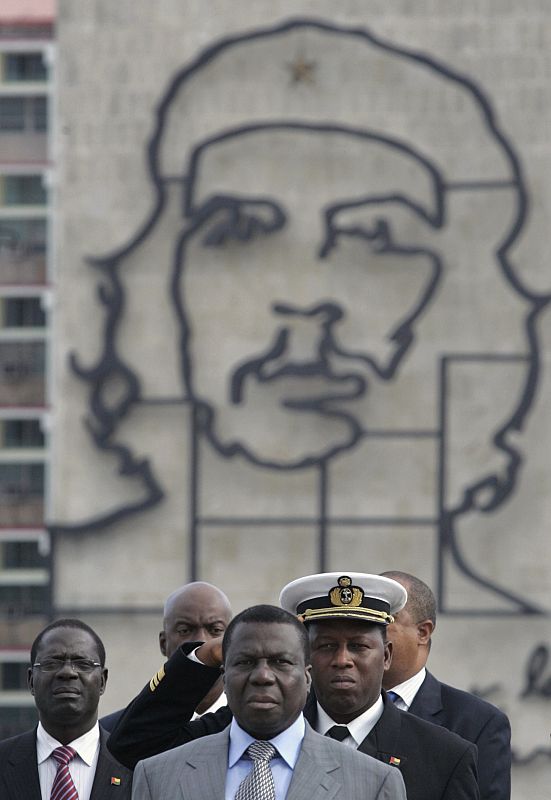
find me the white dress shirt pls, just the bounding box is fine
[388,667,427,711]
[36,720,100,800]
[315,695,384,748]
[186,646,227,717]
[226,714,305,800]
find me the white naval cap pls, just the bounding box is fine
[279,572,407,625]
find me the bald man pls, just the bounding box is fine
[101,582,232,730]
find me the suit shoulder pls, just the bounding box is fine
[138,728,229,771]
[0,730,34,756]
[400,708,476,756]
[438,680,510,724]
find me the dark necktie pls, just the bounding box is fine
[386,691,401,704]
[325,725,351,742]
[50,745,79,800]
[235,740,277,800]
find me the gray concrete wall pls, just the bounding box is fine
[53,3,551,796]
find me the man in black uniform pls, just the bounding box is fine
[108,572,479,800]
[101,581,232,731]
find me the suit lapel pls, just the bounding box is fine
[90,729,132,800]
[287,725,341,800]
[359,697,407,769]
[408,671,443,722]
[177,729,228,800]
[3,729,41,800]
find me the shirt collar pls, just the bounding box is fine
[316,695,384,746]
[36,721,101,766]
[228,714,305,769]
[388,667,426,709]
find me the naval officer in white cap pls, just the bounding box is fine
[279,572,480,800]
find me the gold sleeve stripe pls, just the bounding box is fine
[148,664,166,692]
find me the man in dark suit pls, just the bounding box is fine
[381,570,511,800]
[101,581,232,731]
[132,603,406,800]
[0,619,131,800]
[109,573,479,800]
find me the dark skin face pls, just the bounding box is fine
[159,582,232,658]
[382,602,434,689]
[308,619,392,724]
[28,627,107,745]
[223,621,311,740]
[159,582,232,714]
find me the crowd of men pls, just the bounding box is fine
[0,571,511,800]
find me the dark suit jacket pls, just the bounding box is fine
[407,671,511,800]
[100,709,123,733]
[108,645,479,800]
[0,726,132,800]
[303,691,478,800]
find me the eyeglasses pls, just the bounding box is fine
[32,658,102,673]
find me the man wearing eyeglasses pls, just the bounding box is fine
[0,618,132,800]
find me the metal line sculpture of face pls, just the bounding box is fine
[145,18,532,483]
[176,125,444,468]
[68,18,542,550]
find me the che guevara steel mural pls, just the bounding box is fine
[53,18,550,615]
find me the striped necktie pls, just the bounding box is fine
[386,690,400,703]
[50,745,79,800]
[235,740,277,800]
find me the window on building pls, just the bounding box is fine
[1,660,28,690]
[0,463,45,526]
[4,52,47,82]
[0,219,47,256]
[0,97,25,131]
[1,419,45,447]
[0,341,46,405]
[0,585,49,616]
[32,96,48,131]
[0,651,40,739]
[2,540,48,570]
[0,463,44,498]
[0,96,48,133]
[1,297,46,327]
[3,175,47,206]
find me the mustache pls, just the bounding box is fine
[230,322,367,407]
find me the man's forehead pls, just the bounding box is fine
[166,587,229,615]
[169,611,226,624]
[189,128,439,219]
[231,620,299,646]
[37,627,97,654]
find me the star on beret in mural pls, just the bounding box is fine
[287,54,316,85]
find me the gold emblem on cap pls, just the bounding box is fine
[329,575,364,607]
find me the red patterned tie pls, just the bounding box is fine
[50,745,79,800]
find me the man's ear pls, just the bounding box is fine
[305,664,312,691]
[100,667,108,696]
[159,631,167,657]
[416,620,434,646]
[383,640,393,671]
[27,667,34,695]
